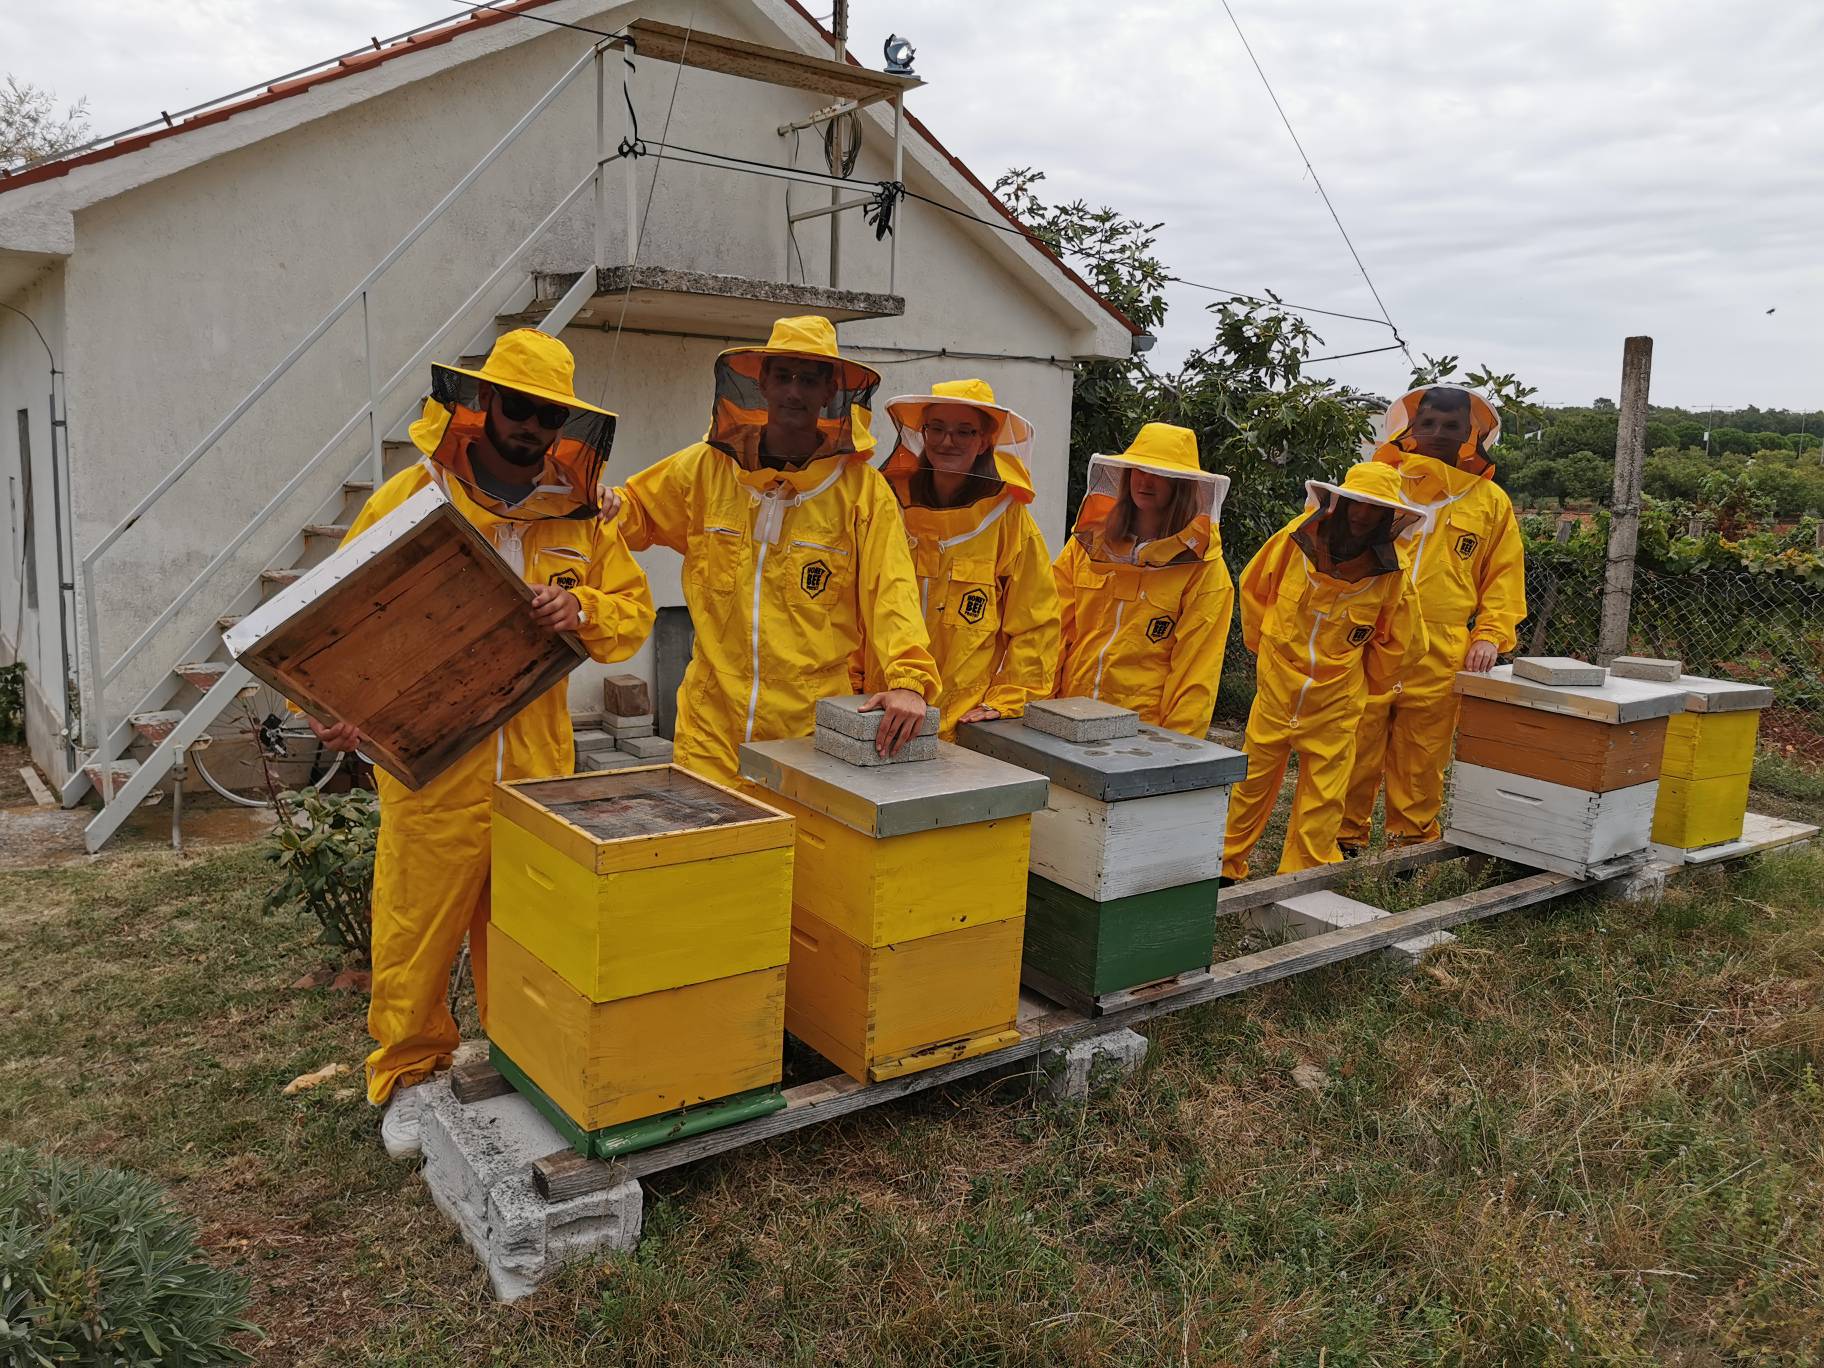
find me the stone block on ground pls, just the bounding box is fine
[604,674,652,718]
[1610,656,1683,683]
[1612,862,1669,904]
[1382,929,1458,968]
[812,726,939,767]
[418,1079,643,1302]
[1512,656,1608,687]
[1038,1028,1148,1101]
[814,694,940,741]
[617,734,674,761]
[1021,697,1140,744]
[1247,888,1388,942]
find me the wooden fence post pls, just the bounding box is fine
[1597,337,1652,663]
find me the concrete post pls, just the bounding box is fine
[1598,337,1652,664]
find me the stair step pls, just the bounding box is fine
[129,709,186,743]
[261,567,303,588]
[303,523,349,540]
[217,613,244,631]
[176,660,230,691]
[84,758,140,792]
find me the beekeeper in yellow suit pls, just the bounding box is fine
[1338,385,1527,852]
[306,329,654,1157]
[597,316,939,782]
[1221,465,1428,882]
[861,380,1060,737]
[1052,423,1234,736]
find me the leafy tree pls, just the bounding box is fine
[1559,449,1613,503]
[0,76,90,168]
[1708,427,1756,456]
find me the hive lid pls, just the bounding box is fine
[738,737,1048,838]
[1453,665,1688,724]
[1673,674,1776,713]
[955,718,1248,801]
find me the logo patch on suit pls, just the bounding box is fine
[1347,623,1373,647]
[547,569,581,591]
[800,559,832,598]
[1455,532,1480,560]
[958,588,989,624]
[1145,614,1174,643]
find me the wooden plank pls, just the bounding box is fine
[615,18,920,105]
[449,1059,511,1104]
[17,766,55,808]
[1455,696,1667,792]
[606,869,1588,1183]
[1444,827,1644,882]
[1217,840,1458,914]
[532,1149,604,1202]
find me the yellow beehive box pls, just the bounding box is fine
[786,904,1022,1081]
[487,924,786,1131]
[491,766,795,1001]
[1651,675,1770,855]
[739,737,1048,1082]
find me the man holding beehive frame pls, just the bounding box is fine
[597,315,939,784]
[309,329,655,1158]
[1337,385,1527,853]
[1222,464,1428,881]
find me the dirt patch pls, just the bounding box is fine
[0,742,38,806]
[1760,705,1824,768]
[0,798,273,869]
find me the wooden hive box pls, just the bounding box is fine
[738,737,1048,1082]
[223,485,587,789]
[485,765,796,1159]
[1652,675,1774,858]
[957,715,1246,1013]
[1446,667,1688,879]
[491,766,795,1000]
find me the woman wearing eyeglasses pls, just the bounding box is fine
[1052,422,1234,737]
[866,379,1061,738]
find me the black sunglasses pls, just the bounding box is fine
[494,387,571,430]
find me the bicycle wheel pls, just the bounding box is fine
[191,680,347,807]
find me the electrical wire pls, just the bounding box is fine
[1217,0,1413,366]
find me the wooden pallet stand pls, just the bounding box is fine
[1445,665,1688,879]
[1650,674,1774,862]
[739,736,1048,1082]
[957,710,1247,1013]
[485,765,796,1158]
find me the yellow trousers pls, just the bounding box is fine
[1338,633,1462,849]
[1222,688,1361,882]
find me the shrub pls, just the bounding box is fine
[261,785,378,961]
[0,1145,257,1364]
[0,661,23,744]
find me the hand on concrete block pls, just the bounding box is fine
[815,694,940,741]
[1022,697,1140,744]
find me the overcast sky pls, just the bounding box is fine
[6,0,1820,410]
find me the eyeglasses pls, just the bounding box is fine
[494,388,571,430]
[921,422,985,446]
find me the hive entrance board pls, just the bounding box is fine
[531,769,761,839]
[223,486,587,789]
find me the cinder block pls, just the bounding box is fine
[1610,656,1683,683]
[1037,1027,1148,1101]
[1512,656,1607,687]
[1382,929,1458,968]
[1247,889,1387,942]
[1022,697,1141,744]
[1612,863,1668,904]
[419,1080,644,1302]
[616,734,674,760]
[814,694,940,741]
[572,728,613,750]
[576,749,649,774]
[812,726,939,767]
[605,714,655,739]
[604,674,651,718]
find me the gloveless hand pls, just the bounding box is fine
[530,585,583,633]
[860,688,929,756]
[1464,640,1499,673]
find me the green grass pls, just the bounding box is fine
[2,805,1823,1363]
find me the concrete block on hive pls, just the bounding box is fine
[1512,656,1608,687]
[616,734,673,761]
[1611,656,1682,682]
[604,673,651,718]
[814,693,941,741]
[1037,1028,1148,1101]
[1021,697,1140,744]
[1453,664,1689,725]
[813,727,938,766]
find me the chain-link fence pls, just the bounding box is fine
[1520,564,1824,708]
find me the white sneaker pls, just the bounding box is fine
[380,1081,428,1160]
